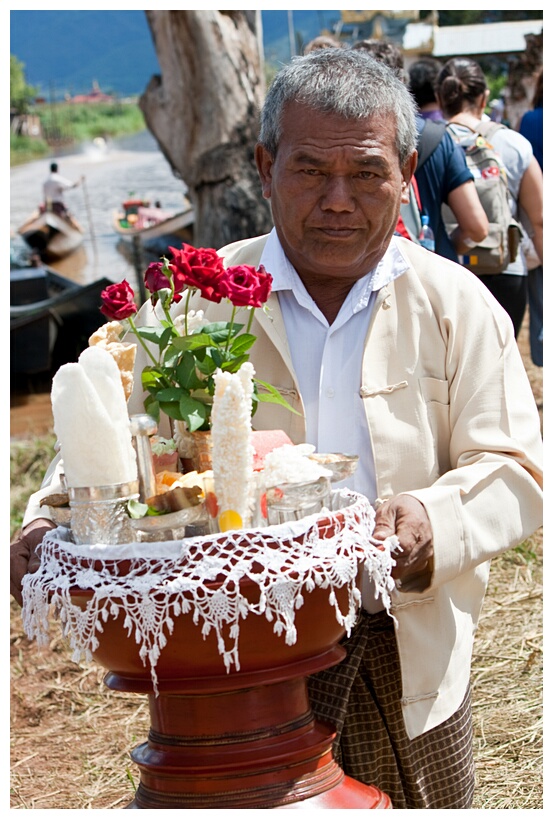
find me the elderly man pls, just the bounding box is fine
[13,50,542,808]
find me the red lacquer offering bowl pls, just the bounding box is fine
[27,494,393,809]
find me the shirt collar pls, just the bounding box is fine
[260,228,410,308]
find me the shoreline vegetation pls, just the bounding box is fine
[10,100,146,166]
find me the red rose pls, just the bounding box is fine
[100,280,138,320]
[218,264,273,308]
[168,244,226,303]
[144,261,183,304]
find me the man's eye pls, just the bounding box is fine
[357,171,376,180]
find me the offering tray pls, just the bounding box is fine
[22,489,396,810]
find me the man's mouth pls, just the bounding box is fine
[314,226,360,237]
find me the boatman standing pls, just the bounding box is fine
[42,162,83,219]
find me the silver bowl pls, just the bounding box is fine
[129,503,210,542]
[308,453,359,483]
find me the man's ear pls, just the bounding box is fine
[255,143,274,200]
[400,150,418,204]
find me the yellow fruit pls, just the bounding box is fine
[218,509,242,532]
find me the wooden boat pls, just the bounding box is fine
[17,208,85,261]
[112,197,194,244]
[11,265,112,378]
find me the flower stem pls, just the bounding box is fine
[246,306,255,334]
[225,304,237,354]
[184,289,192,337]
[128,315,160,367]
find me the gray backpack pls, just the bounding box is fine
[442,121,522,275]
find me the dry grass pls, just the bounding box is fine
[10,313,542,809]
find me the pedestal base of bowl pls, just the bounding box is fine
[105,653,392,810]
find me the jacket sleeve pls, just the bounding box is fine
[406,294,542,589]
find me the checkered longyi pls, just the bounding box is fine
[308,608,475,809]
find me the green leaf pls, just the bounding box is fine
[159,400,185,421]
[195,355,218,376]
[171,332,213,353]
[211,348,224,368]
[178,395,209,432]
[230,333,256,356]
[155,386,187,403]
[161,325,175,347]
[221,354,249,372]
[175,352,204,390]
[141,367,169,390]
[202,321,244,342]
[162,344,181,368]
[127,499,165,518]
[136,326,169,346]
[127,499,150,519]
[254,379,302,415]
[143,395,160,422]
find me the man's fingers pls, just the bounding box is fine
[10,522,54,607]
[373,495,434,590]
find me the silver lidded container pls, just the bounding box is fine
[69,481,139,545]
[68,414,158,545]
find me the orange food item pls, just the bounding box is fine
[156,470,184,488]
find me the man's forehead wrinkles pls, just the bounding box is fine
[291,145,390,168]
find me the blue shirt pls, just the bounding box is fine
[519,107,543,170]
[414,116,473,262]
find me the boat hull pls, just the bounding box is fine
[113,206,194,242]
[18,210,84,261]
[11,266,112,377]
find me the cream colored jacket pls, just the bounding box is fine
[26,235,542,739]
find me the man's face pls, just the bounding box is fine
[256,102,416,287]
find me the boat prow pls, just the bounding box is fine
[17,209,85,261]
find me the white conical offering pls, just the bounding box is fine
[211,362,255,530]
[51,347,138,488]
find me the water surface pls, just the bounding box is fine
[10,130,189,292]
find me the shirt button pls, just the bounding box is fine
[326,388,335,398]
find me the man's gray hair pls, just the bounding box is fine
[259,49,417,165]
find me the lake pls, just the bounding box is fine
[10,130,190,293]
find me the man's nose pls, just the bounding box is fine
[320,176,356,212]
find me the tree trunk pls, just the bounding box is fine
[140,10,273,249]
[504,29,542,129]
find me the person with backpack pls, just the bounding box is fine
[353,39,488,261]
[412,115,488,261]
[408,57,444,121]
[436,57,543,339]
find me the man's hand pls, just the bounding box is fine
[10,519,56,607]
[372,495,434,593]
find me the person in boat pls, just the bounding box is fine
[12,49,543,808]
[42,162,83,220]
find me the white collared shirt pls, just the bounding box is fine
[260,231,410,612]
[260,229,409,502]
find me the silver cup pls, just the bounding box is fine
[68,481,139,545]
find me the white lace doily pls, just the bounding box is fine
[22,490,398,694]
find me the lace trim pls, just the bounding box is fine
[22,490,398,694]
